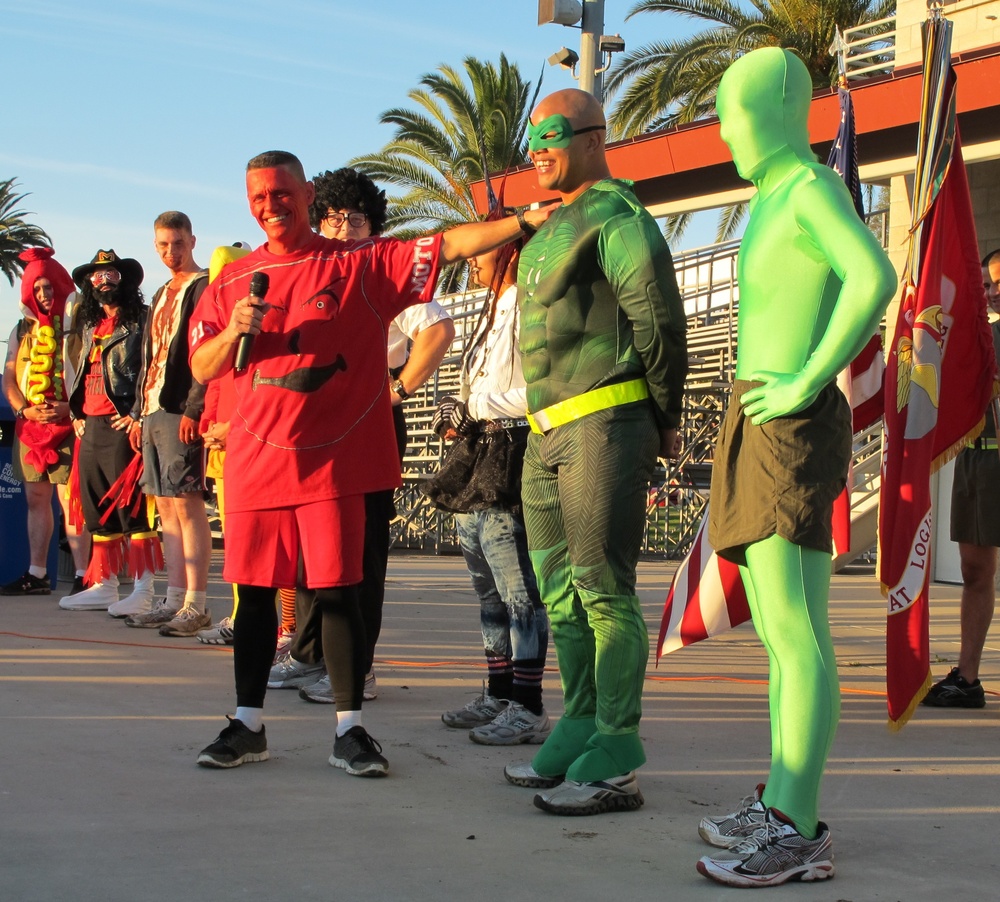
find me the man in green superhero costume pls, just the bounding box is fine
[503,88,688,815]
[696,49,897,887]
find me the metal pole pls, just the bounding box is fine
[578,0,605,102]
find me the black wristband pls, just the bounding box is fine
[516,208,537,237]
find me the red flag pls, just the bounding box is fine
[879,128,996,728]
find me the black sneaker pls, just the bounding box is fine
[329,726,388,777]
[1,570,51,596]
[70,576,85,595]
[922,667,986,708]
[197,717,269,768]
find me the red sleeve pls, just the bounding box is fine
[200,378,220,433]
[373,234,444,320]
[188,279,230,364]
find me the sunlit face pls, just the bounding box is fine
[985,259,1000,316]
[33,277,54,314]
[319,208,372,241]
[468,251,498,291]
[246,166,315,250]
[154,227,196,274]
[527,102,598,196]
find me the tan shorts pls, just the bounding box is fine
[951,447,1000,547]
[13,434,74,484]
[709,380,851,566]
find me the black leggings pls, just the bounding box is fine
[234,583,364,710]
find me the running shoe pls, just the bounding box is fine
[503,761,563,789]
[268,653,325,689]
[1,571,51,595]
[197,616,235,646]
[699,783,767,848]
[159,606,212,637]
[329,726,388,777]
[469,702,550,745]
[922,667,986,708]
[533,772,644,816]
[697,808,835,888]
[124,598,178,628]
[197,717,269,768]
[441,685,508,728]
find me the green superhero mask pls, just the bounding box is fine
[528,114,605,152]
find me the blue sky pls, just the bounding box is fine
[1,1,709,340]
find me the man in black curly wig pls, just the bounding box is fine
[62,250,154,612]
[269,168,455,706]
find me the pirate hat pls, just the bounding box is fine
[71,249,144,287]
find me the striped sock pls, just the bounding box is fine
[512,658,545,715]
[486,655,513,700]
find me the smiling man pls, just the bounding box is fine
[189,150,550,778]
[502,89,687,816]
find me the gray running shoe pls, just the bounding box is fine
[363,670,378,701]
[329,726,388,777]
[503,761,563,789]
[533,772,644,816]
[124,598,178,628]
[197,616,235,646]
[697,808,835,888]
[469,702,550,745]
[197,717,268,768]
[441,685,508,728]
[299,673,334,704]
[699,783,767,848]
[159,606,212,637]
[268,653,325,689]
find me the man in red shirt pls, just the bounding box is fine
[190,150,550,776]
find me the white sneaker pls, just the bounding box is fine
[108,571,155,618]
[59,575,120,611]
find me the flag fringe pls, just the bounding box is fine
[888,669,933,732]
[128,531,163,578]
[83,534,126,586]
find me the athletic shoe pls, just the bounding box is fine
[503,761,563,789]
[469,702,551,746]
[1,570,51,596]
[159,606,212,637]
[124,598,178,628]
[922,667,986,708]
[268,653,325,689]
[197,716,269,768]
[533,771,644,816]
[699,783,767,848]
[441,685,508,728]
[59,576,120,611]
[364,670,378,701]
[275,628,295,660]
[329,726,388,777]
[197,616,235,645]
[697,808,835,888]
[70,576,86,595]
[299,673,334,704]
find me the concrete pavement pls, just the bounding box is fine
[1,553,996,901]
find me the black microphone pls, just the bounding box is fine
[235,271,269,372]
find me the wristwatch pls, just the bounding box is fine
[15,404,27,420]
[390,378,410,401]
[516,208,537,237]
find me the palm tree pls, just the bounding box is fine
[605,0,895,242]
[349,54,541,290]
[0,178,51,285]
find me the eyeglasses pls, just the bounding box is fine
[323,211,368,229]
[89,269,122,286]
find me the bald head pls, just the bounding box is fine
[533,88,606,131]
[528,89,610,202]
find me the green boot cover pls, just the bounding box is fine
[531,715,596,776]
[565,729,645,782]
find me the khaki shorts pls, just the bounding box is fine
[951,447,1000,547]
[709,380,851,566]
[13,433,74,484]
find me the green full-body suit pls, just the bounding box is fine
[711,48,897,838]
[518,180,687,782]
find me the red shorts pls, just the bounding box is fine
[222,496,365,589]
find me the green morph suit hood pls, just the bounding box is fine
[716,47,818,182]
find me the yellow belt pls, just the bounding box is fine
[527,378,650,435]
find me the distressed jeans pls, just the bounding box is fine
[454,508,549,662]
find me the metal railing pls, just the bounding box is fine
[842,15,898,80]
